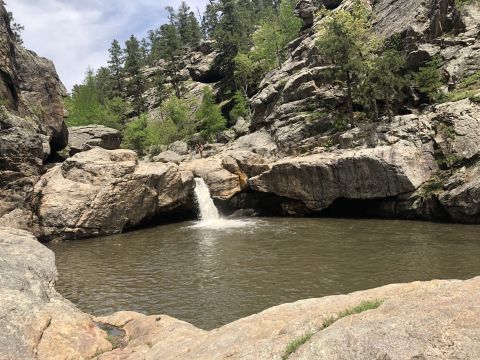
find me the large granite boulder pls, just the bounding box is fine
[0,227,111,359]
[68,125,122,155]
[187,40,222,83]
[250,141,437,212]
[33,148,195,241]
[430,99,480,164]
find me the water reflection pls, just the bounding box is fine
[49,218,480,330]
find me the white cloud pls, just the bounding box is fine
[7,0,208,91]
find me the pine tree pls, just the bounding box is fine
[124,35,146,115]
[158,23,184,97]
[196,87,226,140]
[202,0,219,38]
[107,39,125,98]
[316,1,376,123]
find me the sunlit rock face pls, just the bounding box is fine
[33,147,195,242]
[0,3,68,232]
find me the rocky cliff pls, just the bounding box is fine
[0,3,68,233]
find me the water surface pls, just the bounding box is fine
[49,218,480,330]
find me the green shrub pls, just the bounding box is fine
[229,91,249,122]
[414,56,443,102]
[122,114,149,155]
[196,87,226,141]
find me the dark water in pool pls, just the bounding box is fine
[49,218,480,330]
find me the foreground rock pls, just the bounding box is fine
[34,148,195,241]
[96,277,480,360]
[68,125,122,155]
[0,227,110,360]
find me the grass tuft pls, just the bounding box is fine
[282,332,314,360]
[322,299,384,329]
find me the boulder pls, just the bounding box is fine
[439,163,480,223]
[180,157,242,200]
[68,125,122,155]
[0,3,68,231]
[168,140,189,155]
[228,130,278,158]
[0,227,111,359]
[96,277,480,360]
[0,110,48,232]
[33,148,195,241]
[187,40,222,83]
[152,150,185,164]
[430,99,480,164]
[250,141,437,212]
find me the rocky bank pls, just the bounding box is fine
[1,227,480,360]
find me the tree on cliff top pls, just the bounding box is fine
[316,1,406,124]
[316,1,375,123]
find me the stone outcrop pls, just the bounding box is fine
[250,140,437,213]
[181,157,242,200]
[33,148,195,241]
[95,276,480,360]
[67,125,122,155]
[0,227,111,360]
[0,3,67,232]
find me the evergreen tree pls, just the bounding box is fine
[196,87,226,140]
[214,0,251,76]
[414,56,443,102]
[202,0,219,38]
[316,1,376,123]
[124,35,146,114]
[66,69,126,129]
[158,23,184,97]
[107,39,125,98]
[7,11,24,44]
[229,90,250,121]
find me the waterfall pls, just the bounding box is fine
[194,178,220,221]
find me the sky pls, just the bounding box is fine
[7,0,208,91]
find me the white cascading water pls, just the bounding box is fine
[194,178,220,221]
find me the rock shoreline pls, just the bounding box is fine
[1,226,479,360]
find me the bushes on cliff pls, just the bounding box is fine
[316,1,406,123]
[196,87,226,140]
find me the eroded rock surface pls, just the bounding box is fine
[95,277,480,360]
[0,227,111,360]
[250,140,437,212]
[0,3,67,233]
[33,148,195,241]
[68,125,122,155]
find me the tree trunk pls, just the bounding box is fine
[386,95,393,123]
[346,72,354,125]
[372,99,379,122]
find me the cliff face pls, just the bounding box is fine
[250,0,479,149]
[0,3,68,232]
